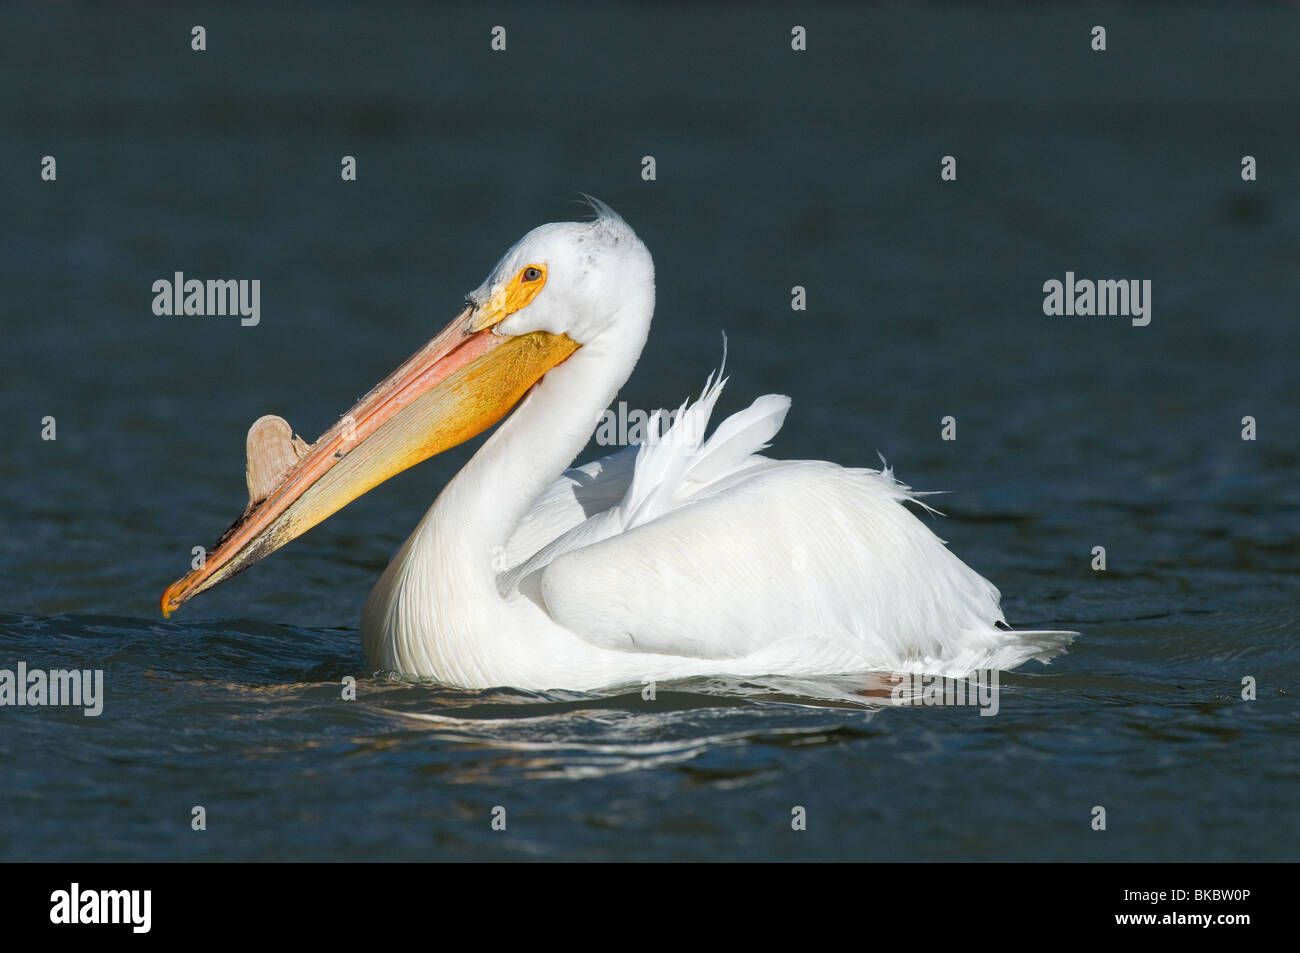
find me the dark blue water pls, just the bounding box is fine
[1,3,1297,861]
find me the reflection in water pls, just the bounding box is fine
[0,608,1293,860]
[320,671,1004,781]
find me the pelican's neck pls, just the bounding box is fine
[432,324,647,587]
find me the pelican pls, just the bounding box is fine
[161,200,1073,690]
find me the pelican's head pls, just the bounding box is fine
[468,199,654,345]
[160,199,651,616]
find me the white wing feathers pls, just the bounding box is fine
[623,366,789,529]
[497,368,787,595]
[501,367,1073,675]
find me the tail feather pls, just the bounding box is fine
[1003,628,1078,664]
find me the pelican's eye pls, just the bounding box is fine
[470,263,549,332]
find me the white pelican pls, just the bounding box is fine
[161,200,1073,690]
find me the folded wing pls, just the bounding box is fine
[508,372,1072,675]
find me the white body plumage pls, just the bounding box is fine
[360,206,1073,690]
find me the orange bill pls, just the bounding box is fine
[161,297,578,616]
